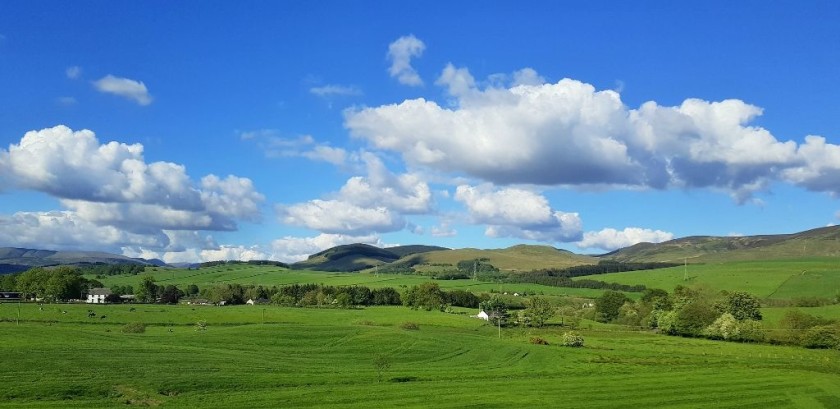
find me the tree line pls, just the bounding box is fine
[1,267,104,302]
[78,263,146,277]
[593,286,840,349]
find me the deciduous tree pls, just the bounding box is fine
[523,296,555,327]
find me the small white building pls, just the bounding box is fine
[246,298,270,305]
[474,310,490,321]
[87,288,112,304]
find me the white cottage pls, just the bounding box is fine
[87,288,112,304]
[474,310,490,321]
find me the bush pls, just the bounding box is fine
[561,332,584,347]
[121,322,146,334]
[801,325,840,349]
[529,336,549,345]
[400,322,419,330]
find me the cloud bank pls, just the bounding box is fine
[0,125,264,254]
[346,67,840,202]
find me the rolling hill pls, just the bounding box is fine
[380,244,596,274]
[601,225,840,263]
[291,244,449,272]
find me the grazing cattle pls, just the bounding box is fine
[88,312,96,318]
[100,315,107,319]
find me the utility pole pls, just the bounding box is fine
[683,258,688,281]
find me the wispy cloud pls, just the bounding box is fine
[387,35,425,86]
[93,74,153,105]
[66,66,81,79]
[309,84,362,97]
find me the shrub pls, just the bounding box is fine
[529,336,549,345]
[561,332,584,347]
[195,320,208,332]
[703,314,765,342]
[121,322,146,334]
[801,325,840,349]
[400,322,419,330]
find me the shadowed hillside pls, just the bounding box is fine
[390,244,597,273]
[292,244,449,272]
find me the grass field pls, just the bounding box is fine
[2,303,839,408]
[585,258,840,299]
[93,265,615,299]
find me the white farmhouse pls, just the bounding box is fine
[474,310,490,321]
[87,288,112,304]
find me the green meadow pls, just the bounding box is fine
[96,265,611,299]
[586,258,840,300]
[2,303,839,408]
[4,257,840,407]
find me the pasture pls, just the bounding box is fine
[586,258,840,300]
[1,303,840,408]
[94,265,613,299]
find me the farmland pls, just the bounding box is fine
[3,254,840,407]
[96,264,613,299]
[1,303,839,408]
[583,258,840,300]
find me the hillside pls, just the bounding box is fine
[602,225,840,263]
[291,243,448,272]
[391,244,597,273]
[0,247,153,273]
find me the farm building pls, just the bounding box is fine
[246,298,270,305]
[87,288,112,304]
[473,310,490,321]
[0,292,21,301]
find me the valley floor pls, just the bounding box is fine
[1,304,839,408]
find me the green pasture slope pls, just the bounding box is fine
[583,258,840,300]
[2,303,839,408]
[95,264,612,298]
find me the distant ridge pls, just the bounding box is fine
[0,247,154,273]
[3,225,839,274]
[602,225,840,263]
[291,243,448,272]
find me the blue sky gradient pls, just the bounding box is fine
[1,1,839,262]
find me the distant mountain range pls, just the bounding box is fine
[3,225,839,274]
[0,248,161,273]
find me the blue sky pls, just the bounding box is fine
[1,1,839,263]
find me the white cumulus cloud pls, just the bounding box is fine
[278,200,404,235]
[0,211,167,251]
[0,125,264,254]
[577,227,674,251]
[277,151,432,236]
[454,184,582,242]
[93,74,153,105]
[346,67,840,201]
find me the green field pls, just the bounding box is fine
[2,303,839,408]
[585,258,840,299]
[95,265,614,299]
